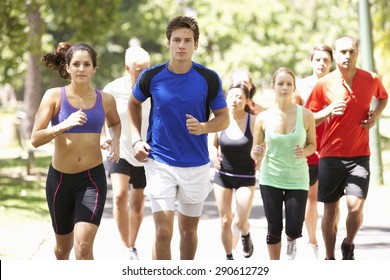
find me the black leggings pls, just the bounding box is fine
[46,163,107,235]
[260,184,308,244]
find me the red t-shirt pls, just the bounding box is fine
[298,75,324,165]
[306,68,388,158]
[306,123,324,165]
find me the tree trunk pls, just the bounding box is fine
[22,2,43,175]
[359,0,384,185]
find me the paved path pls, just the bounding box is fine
[30,174,390,261]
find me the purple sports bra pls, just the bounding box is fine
[51,87,105,133]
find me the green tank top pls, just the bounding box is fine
[259,105,309,190]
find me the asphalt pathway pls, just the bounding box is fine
[29,171,390,261]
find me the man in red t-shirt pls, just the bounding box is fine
[306,35,388,260]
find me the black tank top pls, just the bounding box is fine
[218,113,255,177]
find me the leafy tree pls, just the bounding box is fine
[1,0,389,177]
[0,0,28,91]
[371,0,390,91]
[1,0,121,137]
[94,0,362,90]
[1,0,121,174]
[2,0,389,125]
[96,0,181,88]
[184,0,360,89]
[4,0,389,94]
[22,1,44,155]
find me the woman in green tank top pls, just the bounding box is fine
[251,67,316,260]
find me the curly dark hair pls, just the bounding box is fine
[42,42,97,79]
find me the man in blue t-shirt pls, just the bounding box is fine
[128,16,229,260]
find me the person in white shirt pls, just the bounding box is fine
[293,43,333,259]
[102,46,150,260]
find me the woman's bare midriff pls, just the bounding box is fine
[52,133,103,174]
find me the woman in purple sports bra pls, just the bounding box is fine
[31,42,121,260]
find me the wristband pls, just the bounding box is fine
[132,139,143,148]
[52,126,57,138]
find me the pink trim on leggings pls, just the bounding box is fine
[53,173,63,233]
[87,169,99,221]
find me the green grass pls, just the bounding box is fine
[0,153,52,259]
[0,154,51,217]
[0,107,55,259]
[0,155,51,169]
[0,178,48,217]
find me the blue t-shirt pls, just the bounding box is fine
[132,61,227,167]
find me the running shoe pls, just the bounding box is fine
[226,254,234,260]
[341,238,355,260]
[308,243,319,259]
[241,233,254,258]
[286,239,297,260]
[129,247,139,260]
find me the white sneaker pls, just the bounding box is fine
[286,240,297,260]
[129,247,139,260]
[308,243,318,259]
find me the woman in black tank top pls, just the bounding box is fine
[211,83,259,260]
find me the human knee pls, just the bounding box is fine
[179,223,198,240]
[54,244,72,259]
[156,225,173,242]
[180,229,197,241]
[285,228,302,240]
[179,223,197,238]
[130,189,145,212]
[54,234,73,260]
[74,241,92,259]
[308,191,318,203]
[324,203,340,217]
[266,231,281,245]
[221,215,233,230]
[346,197,365,213]
[130,201,144,214]
[113,191,128,206]
[347,206,364,221]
